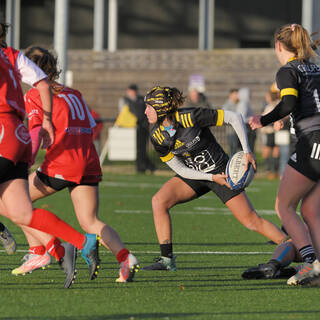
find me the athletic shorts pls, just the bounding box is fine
[176,175,244,204]
[0,158,28,184]
[262,133,276,148]
[288,130,320,182]
[0,114,31,164]
[37,171,99,191]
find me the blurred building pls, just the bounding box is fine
[0,0,301,50]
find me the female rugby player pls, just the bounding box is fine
[0,24,99,289]
[12,46,139,284]
[250,23,320,286]
[142,86,287,271]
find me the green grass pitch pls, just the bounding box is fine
[1,172,320,319]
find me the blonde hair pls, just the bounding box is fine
[274,23,319,61]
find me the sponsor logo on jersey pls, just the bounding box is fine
[185,136,200,148]
[290,153,297,162]
[297,63,320,75]
[174,139,184,149]
[65,127,92,135]
[28,109,40,120]
[15,124,31,144]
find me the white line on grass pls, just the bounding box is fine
[101,181,260,193]
[0,250,273,255]
[114,208,277,215]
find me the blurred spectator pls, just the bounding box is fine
[118,84,156,173]
[184,88,211,109]
[260,86,280,179]
[236,87,256,152]
[222,88,239,155]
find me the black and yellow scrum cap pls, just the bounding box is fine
[144,86,174,118]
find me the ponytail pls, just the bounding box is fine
[275,23,318,61]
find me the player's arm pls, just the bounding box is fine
[223,110,256,170]
[17,52,54,147]
[159,152,229,186]
[261,68,298,126]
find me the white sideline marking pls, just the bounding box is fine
[101,181,260,192]
[0,249,273,255]
[114,208,277,215]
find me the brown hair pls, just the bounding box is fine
[274,23,319,61]
[145,86,185,122]
[166,87,185,123]
[24,46,61,82]
[0,23,9,48]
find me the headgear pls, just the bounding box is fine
[144,86,174,118]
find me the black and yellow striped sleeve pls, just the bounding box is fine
[192,107,224,128]
[160,152,174,162]
[175,111,194,128]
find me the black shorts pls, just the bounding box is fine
[176,175,244,204]
[264,133,276,148]
[0,157,28,184]
[288,131,320,182]
[37,171,99,191]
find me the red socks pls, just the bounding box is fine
[46,237,65,261]
[116,248,130,263]
[29,208,86,250]
[29,245,45,255]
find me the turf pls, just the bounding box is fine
[1,172,319,320]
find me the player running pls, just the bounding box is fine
[11,46,139,283]
[0,24,99,288]
[142,86,287,271]
[250,23,320,286]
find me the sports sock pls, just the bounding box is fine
[116,248,130,263]
[29,245,46,255]
[29,208,86,250]
[46,237,65,261]
[299,245,316,264]
[160,243,173,258]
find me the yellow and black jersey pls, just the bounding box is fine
[276,58,320,134]
[150,107,228,174]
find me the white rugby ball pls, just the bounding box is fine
[226,151,255,190]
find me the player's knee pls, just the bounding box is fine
[152,193,170,211]
[301,203,318,224]
[78,218,96,233]
[243,213,261,232]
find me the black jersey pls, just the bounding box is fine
[150,107,228,174]
[276,58,320,136]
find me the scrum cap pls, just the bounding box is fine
[144,86,174,118]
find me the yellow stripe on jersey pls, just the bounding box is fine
[187,113,193,127]
[280,88,298,98]
[175,111,194,128]
[216,109,224,126]
[160,152,174,162]
[153,128,164,144]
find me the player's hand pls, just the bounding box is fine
[245,152,256,171]
[249,115,262,130]
[40,118,54,148]
[212,173,231,189]
[274,120,284,131]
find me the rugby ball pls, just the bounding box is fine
[226,151,255,190]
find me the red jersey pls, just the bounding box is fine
[25,86,102,183]
[0,49,25,120]
[0,53,31,163]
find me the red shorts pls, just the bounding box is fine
[0,114,31,164]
